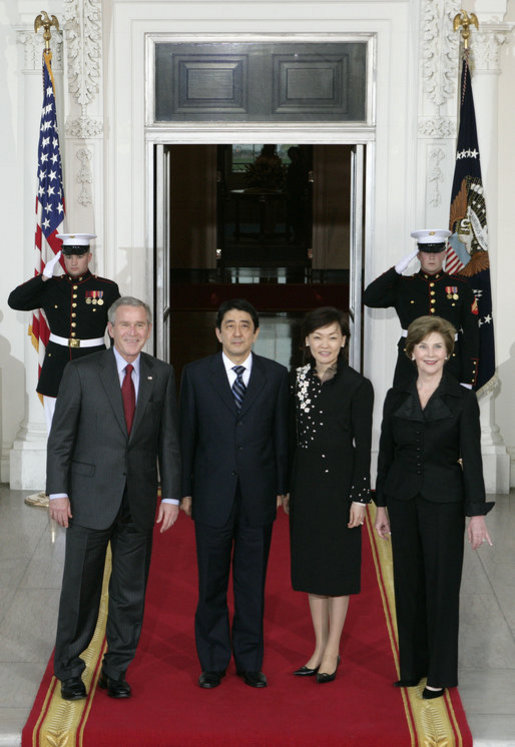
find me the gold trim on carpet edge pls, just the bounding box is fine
[366,504,463,747]
[33,547,112,747]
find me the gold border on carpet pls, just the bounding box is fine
[32,547,112,747]
[366,504,464,747]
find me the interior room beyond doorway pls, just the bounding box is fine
[166,143,358,381]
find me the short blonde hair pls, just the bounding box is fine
[404,315,456,359]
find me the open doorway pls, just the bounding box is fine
[155,143,365,382]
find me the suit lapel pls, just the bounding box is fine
[209,354,237,414]
[131,354,155,436]
[240,355,266,415]
[99,349,127,436]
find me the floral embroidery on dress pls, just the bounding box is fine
[295,365,323,448]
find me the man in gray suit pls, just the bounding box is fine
[47,296,181,700]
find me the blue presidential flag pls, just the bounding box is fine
[447,55,495,394]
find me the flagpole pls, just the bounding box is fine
[30,11,66,413]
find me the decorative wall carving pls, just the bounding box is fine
[76,147,93,206]
[17,29,63,71]
[62,0,103,212]
[427,147,446,207]
[418,117,455,138]
[421,0,461,107]
[63,0,103,139]
[471,26,513,72]
[65,115,103,138]
[64,0,102,108]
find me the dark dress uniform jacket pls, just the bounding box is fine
[375,374,491,517]
[8,271,120,396]
[363,267,479,387]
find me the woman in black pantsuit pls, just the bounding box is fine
[375,315,493,699]
[285,307,373,684]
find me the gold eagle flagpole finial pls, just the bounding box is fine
[453,9,479,51]
[34,10,60,52]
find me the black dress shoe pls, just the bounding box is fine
[422,687,445,700]
[98,669,131,698]
[394,678,421,687]
[198,671,225,689]
[316,656,341,684]
[60,676,87,701]
[293,665,319,676]
[237,670,267,688]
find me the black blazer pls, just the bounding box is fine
[46,348,181,531]
[375,374,492,517]
[179,352,289,528]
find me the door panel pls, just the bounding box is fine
[154,42,368,123]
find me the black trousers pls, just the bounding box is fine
[194,488,273,673]
[54,494,153,681]
[388,494,465,688]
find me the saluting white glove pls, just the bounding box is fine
[42,250,62,280]
[395,248,419,275]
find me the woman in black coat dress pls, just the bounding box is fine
[285,307,373,684]
[375,315,493,699]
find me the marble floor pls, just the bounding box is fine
[0,484,514,746]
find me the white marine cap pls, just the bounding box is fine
[56,233,97,255]
[410,228,451,248]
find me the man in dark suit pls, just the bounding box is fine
[180,299,289,689]
[47,296,181,701]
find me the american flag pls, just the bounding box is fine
[30,50,65,385]
[447,54,495,393]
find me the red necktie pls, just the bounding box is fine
[122,363,136,434]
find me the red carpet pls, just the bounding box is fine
[23,508,472,746]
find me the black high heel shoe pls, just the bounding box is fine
[293,665,319,676]
[316,656,341,684]
[422,687,445,700]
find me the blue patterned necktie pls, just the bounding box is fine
[232,365,247,410]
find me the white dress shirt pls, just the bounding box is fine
[222,351,253,387]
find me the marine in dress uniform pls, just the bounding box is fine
[363,229,479,387]
[8,233,120,507]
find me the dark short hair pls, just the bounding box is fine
[216,299,260,330]
[108,296,152,325]
[404,315,456,358]
[302,307,350,363]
